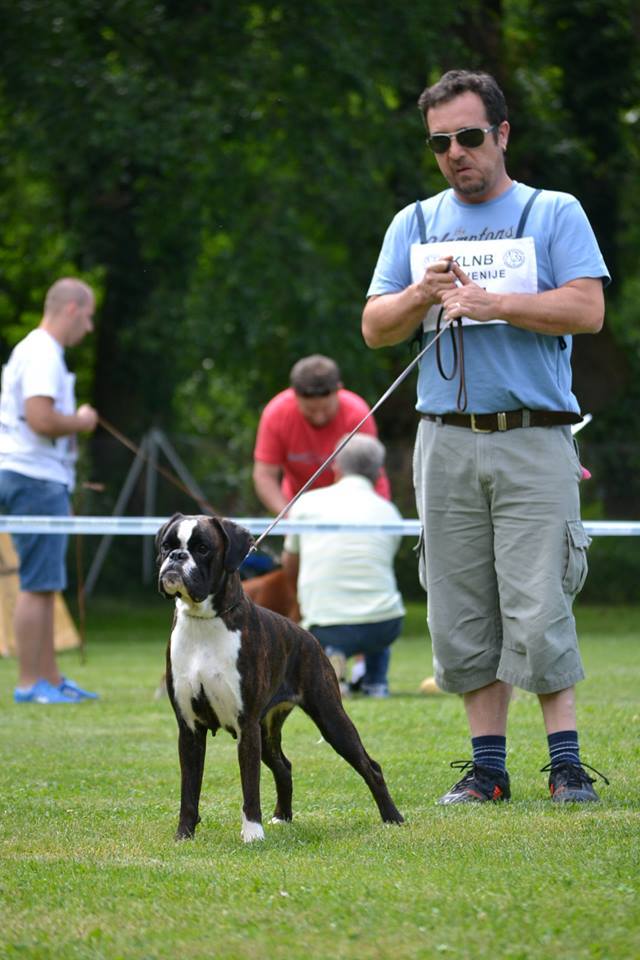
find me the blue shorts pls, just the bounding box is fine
[0,470,70,592]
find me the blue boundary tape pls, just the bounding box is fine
[0,516,638,537]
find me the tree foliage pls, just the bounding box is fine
[0,0,638,527]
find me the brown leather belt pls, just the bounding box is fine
[421,410,582,433]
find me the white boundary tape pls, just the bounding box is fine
[0,516,639,537]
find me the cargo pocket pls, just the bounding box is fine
[413,529,427,593]
[562,520,591,596]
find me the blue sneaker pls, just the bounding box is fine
[14,679,79,704]
[58,676,99,700]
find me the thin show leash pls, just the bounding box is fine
[76,316,454,620]
[96,415,218,515]
[246,314,455,559]
[73,417,220,652]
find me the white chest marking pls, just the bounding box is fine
[170,610,243,735]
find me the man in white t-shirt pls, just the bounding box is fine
[282,433,405,698]
[0,278,99,704]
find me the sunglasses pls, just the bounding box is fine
[426,125,497,154]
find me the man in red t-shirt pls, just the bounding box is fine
[253,355,390,514]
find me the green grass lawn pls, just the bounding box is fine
[0,600,638,960]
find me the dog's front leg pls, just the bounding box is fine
[176,721,207,840]
[238,722,265,843]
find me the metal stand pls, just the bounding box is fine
[83,428,211,595]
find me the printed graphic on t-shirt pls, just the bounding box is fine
[287,451,322,463]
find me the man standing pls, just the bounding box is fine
[0,277,99,704]
[282,434,404,698]
[363,70,609,803]
[253,354,390,515]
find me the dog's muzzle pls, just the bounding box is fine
[159,569,182,594]
[158,556,190,599]
[159,556,211,605]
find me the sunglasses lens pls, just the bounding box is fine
[456,128,485,148]
[429,135,451,154]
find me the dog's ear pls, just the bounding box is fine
[155,513,184,554]
[215,518,254,573]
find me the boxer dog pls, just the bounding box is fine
[153,562,299,700]
[156,512,403,842]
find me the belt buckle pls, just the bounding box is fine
[470,413,493,434]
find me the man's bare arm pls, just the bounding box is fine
[253,460,287,515]
[441,269,604,335]
[362,258,457,348]
[25,396,98,438]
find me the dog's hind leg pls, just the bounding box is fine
[302,700,404,824]
[176,722,207,840]
[261,704,294,823]
[238,721,266,842]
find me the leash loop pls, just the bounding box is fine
[435,307,467,412]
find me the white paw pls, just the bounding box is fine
[269,816,288,825]
[241,813,265,843]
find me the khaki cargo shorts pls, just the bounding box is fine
[413,419,589,695]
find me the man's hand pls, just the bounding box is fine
[417,256,458,308]
[76,404,98,432]
[362,257,458,348]
[440,263,498,322]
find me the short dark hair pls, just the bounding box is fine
[290,355,341,397]
[417,70,508,129]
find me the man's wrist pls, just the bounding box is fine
[488,291,505,321]
[410,281,434,310]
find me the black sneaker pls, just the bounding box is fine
[437,760,511,805]
[541,760,610,803]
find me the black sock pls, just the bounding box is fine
[471,735,507,773]
[547,730,580,767]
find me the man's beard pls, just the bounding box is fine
[450,170,488,197]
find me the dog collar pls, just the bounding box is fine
[217,597,243,618]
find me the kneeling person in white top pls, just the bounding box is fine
[282,433,405,698]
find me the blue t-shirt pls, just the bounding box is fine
[367,182,610,414]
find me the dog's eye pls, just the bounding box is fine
[196,544,210,556]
